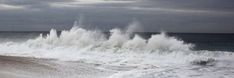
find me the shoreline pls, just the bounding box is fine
[0,55,114,78]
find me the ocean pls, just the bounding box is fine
[0,26,233,78]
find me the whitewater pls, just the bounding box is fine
[0,22,233,78]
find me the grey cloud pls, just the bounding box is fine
[145,0,234,9]
[1,0,75,10]
[2,0,234,14]
[0,0,234,33]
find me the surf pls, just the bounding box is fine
[0,21,233,78]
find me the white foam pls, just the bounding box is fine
[0,22,233,78]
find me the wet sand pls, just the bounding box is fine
[0,55,114,78]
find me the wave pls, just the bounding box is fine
[0,21,234,78]
[0,21,232,63]
[26,20,191,52]
[0,22,230,61]
[0,21,232,57]
[27,27,193,52]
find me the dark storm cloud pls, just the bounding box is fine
[0,0,234,33]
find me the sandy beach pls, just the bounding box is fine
[0,55,114,78]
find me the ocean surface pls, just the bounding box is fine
[0,26,233,78]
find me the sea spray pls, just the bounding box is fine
[0,22,233,78]
[27,27,193,53]
[0,20,198,63]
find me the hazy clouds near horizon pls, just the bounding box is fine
[0,0,234,33]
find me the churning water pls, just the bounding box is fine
[0,23,233,78]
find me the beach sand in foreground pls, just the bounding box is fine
[0,55,114,78]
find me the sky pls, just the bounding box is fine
[0,0,234,33]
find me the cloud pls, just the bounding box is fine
[144,0,234,11]
[74,0,135,3]
[0,4,25,10]
[0,0,75,10]
[49,0,138,8]
[127,7,234,15]
[0,0,234,33]
[2,0,233,15]
[47,0,234,15]
[0,0,139,11]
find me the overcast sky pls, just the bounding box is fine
[0,0,234,33]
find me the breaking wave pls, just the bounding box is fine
[0,21,234,78]
[0,21,232,61]
[27,27,193,52]
[0,22,232,64]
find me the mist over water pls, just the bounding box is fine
[0,21,233,78]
